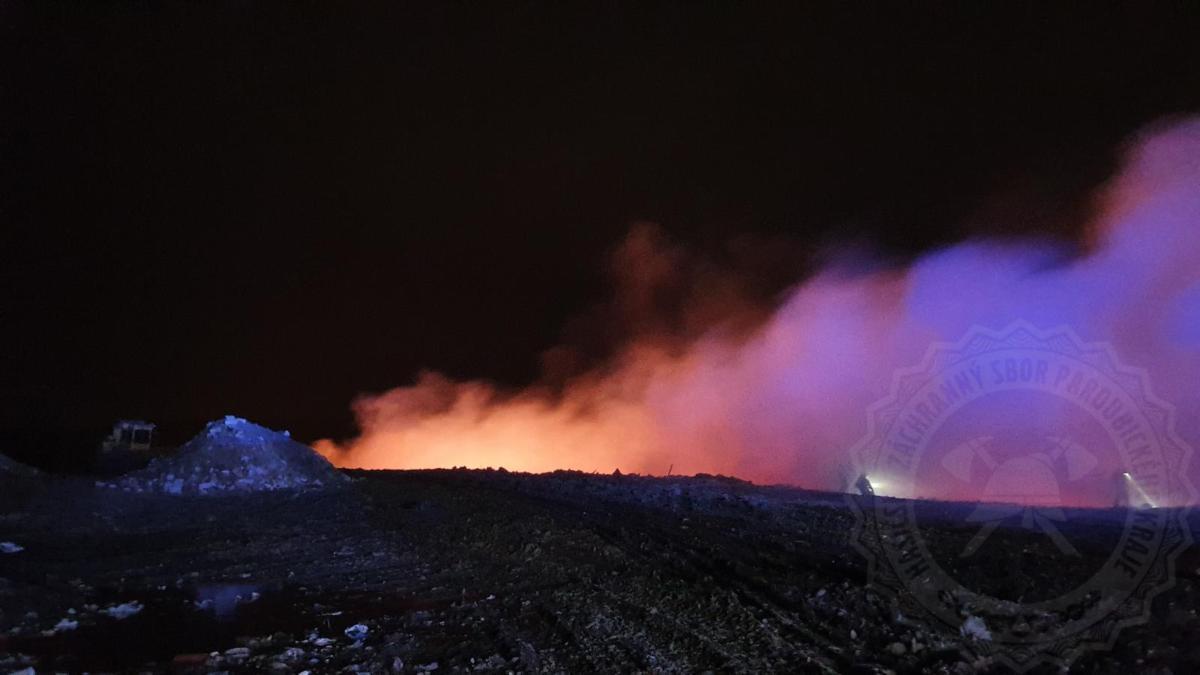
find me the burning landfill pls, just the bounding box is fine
[315,117,1200,510]
[2,121,1200,673]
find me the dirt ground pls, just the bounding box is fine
[1,469,1197,673]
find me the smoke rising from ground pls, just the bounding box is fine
[316,117,1200,502]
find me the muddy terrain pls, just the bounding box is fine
[1,470,1197,673]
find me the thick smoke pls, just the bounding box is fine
[317,117,1200,502]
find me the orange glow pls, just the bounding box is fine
[314,255,911,488]
[317,118,1200,504]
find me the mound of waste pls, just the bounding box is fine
[0,453,39,477]
[104,416,347,495]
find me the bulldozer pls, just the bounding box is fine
[100,420,155,452]
[96,420,157,475]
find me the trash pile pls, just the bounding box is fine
[102,416,347,495]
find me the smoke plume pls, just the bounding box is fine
[316,116,1200,503]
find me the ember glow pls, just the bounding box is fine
[317,117,1200,503]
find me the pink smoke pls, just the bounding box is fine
[316,116,1200,504]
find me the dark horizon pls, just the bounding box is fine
[5,3,1200,472]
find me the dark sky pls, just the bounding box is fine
[4,3,1200,469]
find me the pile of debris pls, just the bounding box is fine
[102,416,347,495]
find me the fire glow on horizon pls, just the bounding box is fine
[316,117,1200,506]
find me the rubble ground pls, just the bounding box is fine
[1,469,1198,673]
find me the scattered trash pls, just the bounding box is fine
[960,615,992,641]
[473,654,506,670]
[102,601,144,619]
[278,646,306,662]
[53,618,79,631]
[0,542,24,554]
[344,624,369,641]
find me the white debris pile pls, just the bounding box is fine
[102,601,144,619]
[104,416,347,495]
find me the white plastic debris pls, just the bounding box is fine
[960,615,992,641]
[53,618,79,631]
[102,601,144,619]
[344,623,369,641]
[0,541,24,553]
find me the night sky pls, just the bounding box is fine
[4,3,1200,471]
